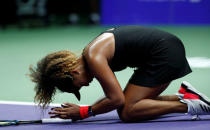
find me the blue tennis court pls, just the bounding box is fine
[1,102,210,130]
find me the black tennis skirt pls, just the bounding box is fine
[128,36,192,87]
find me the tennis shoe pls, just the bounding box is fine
[176,81,210,120]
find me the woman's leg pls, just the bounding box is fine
[155,95,180,101]
[118,83,187,122]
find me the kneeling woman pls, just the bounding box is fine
[29,26,210,122]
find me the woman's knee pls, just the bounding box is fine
[117,103,150,122]
[117,107,134,122]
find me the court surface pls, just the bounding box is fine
[0,102,210,130]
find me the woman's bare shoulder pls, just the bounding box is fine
[83,33,115,62]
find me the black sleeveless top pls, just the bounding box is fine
[103,26,178,71]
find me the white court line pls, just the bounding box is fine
[187,57,210,68]
[0,100,86,106]
[0,100,60,106]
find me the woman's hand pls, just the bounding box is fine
[49,103,81,120]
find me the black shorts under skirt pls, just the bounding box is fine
[128,37,192,87]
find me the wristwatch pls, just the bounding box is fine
[88,106,95,117]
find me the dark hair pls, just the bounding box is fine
[29,50,77,108]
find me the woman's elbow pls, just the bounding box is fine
[113,97,125,108]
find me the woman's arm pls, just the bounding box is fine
[84,33,125,115]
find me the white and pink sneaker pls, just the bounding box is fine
[176,81,210,120]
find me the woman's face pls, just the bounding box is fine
[71,65,93,89]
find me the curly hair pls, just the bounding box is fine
[29,50,78,108]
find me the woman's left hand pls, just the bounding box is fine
[49,103,81,120]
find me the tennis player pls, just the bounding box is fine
[29,26,210,122]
